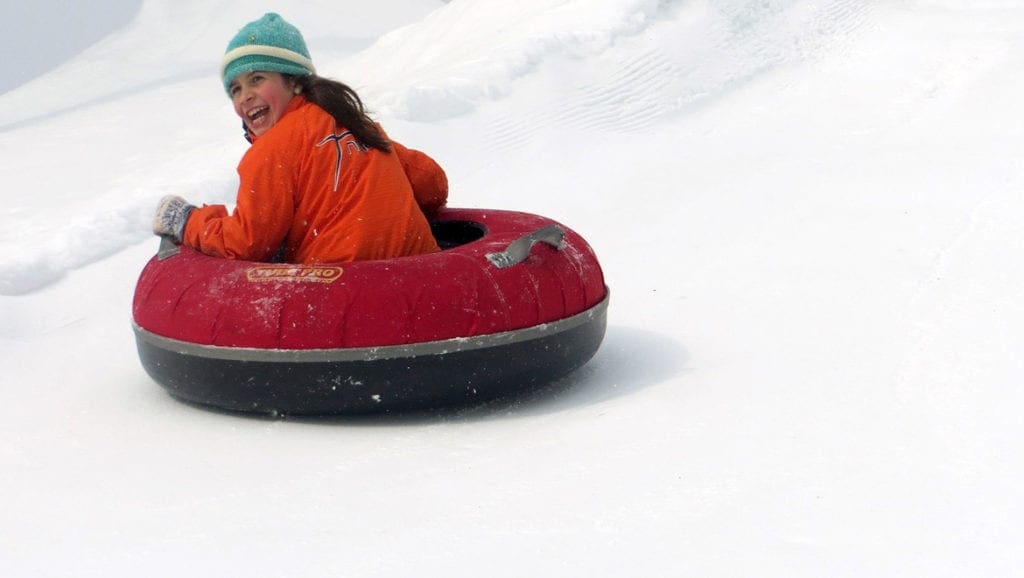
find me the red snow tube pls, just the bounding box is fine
[132,208,608,415]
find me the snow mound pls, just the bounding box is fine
[346,0,870,121]
[0,0,870,295]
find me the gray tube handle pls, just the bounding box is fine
[486,224,566,268]
[156,235,180,260]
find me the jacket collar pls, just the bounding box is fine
[245,94,308,144]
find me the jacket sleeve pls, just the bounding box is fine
[390,140,448,216]
[182,145,295,261]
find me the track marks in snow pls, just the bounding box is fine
[889,180,1024,482]
[551,50,682,134]
[483,49,683,152]
[894,187,1024,396]
[479,0,873,153]
[888,184,1024,488]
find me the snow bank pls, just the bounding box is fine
[343,0,870,121]
[0,0,869,295]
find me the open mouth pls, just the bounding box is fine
[247,105,270,127]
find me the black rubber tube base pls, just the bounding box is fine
[136,300,607,416]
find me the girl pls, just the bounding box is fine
[153,13,447,263]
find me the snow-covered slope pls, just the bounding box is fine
[2,1,1022,576]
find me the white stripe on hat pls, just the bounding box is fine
[221,45,316,77]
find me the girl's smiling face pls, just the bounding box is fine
[229,71,296,138]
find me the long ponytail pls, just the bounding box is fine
[290,75,391,153]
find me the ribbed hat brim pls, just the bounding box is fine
[221,45,315,78]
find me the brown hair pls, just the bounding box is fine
[289,74,391,153]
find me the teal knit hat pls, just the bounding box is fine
[221,13,316,93]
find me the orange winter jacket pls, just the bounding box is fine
[182,95,447,263]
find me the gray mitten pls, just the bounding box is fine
[152,195,195,242]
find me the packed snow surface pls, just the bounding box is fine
[2,0,1022,576]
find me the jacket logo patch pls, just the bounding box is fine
[246,265,344,283]
[316,131,368,191]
